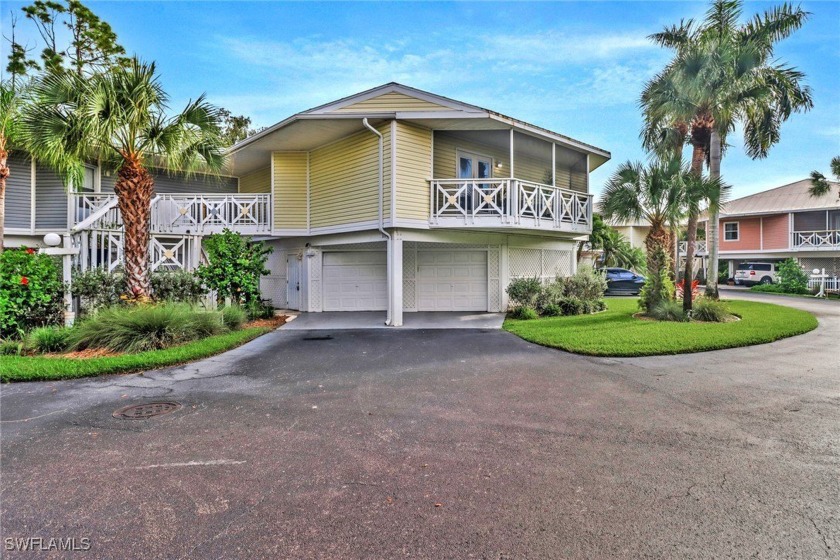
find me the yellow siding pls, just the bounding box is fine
[239,166,270,193]
[273,153,308,230]
[309,124,390,229]
[570,169,588,192]
[395,121,433,221]
[336,92,455,113]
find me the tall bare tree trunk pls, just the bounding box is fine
[683,131,708,312]
[706,130,722,299]
[115,157,154,298]
[0,136,8,253]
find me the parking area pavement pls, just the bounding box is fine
[0,293,837,559]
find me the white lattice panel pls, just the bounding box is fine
[403,242,417,311]
[799,257,840,277]
[509,248,572,282]
[488,248,502,311]
[309,249,323,312]
[509,248,543,279]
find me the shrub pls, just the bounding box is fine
[196,229,272,305]
[0,339,26,356]
[0,248,64,337]
[541,303,563,317]
[564,265,607,301]
[72,268,126,314]
[506,277,543,309]
[221,305,247,330]
[650,300,688,322]
[776,258,810,294]
[67,304,226,353]
[718,270,730,284]
[245,298,274,320]
[750,283,786,293]
[151,270,206,303]
[511,306,538,320]
[692,298,730,322]
[638,246,675,312]
[28,326,70,353]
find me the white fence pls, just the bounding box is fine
[793,230,840,249]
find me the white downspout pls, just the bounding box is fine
[363,118,392,325]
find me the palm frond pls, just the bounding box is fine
[808,171,832,198]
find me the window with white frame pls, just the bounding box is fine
[724,222,739,241]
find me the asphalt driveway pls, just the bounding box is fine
[1,292,838,559]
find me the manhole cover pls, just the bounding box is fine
[113,401,182,419]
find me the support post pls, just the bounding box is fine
[389,232,403,327]
[509,129,515,178]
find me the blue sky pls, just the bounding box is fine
[2,1,838,200]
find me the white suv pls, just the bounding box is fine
[734,262,777,286]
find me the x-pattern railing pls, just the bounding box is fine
[431,178,592,232]
[71,193,272,235]
[793,230,840,248]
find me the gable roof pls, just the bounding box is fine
[720,179,840,217]
[227,83,610,175]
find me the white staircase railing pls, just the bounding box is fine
[678,240,708,255]
[71,192,272,235]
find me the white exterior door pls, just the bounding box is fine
[286,256,301,310]
[416,251,488,311]
[322,252,388,311]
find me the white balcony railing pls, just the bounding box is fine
[430,178,592,233]
[792,230,840,249]
[678,240,708,255]
[71,193,272,235]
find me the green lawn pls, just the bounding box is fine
[0,326,271,383]
[504,298,817,357]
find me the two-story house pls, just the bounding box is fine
[5,83,609,325]
[227,83,608,325]
[703,179,840,287]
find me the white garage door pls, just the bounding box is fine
[322,252,388,311]
[416,251,488,311]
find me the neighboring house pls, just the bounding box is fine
[610,219,651,251]
[701,179,840,287]
[4,83,610,325]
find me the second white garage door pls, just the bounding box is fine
[416,251,488,311]
[322,252,388,311]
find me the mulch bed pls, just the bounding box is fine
[244,315,288,329]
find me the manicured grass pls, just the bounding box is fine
[504,298,817,357]
[0,327,270,382]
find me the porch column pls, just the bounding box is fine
[509,129,515,178]
[388,233,404,327]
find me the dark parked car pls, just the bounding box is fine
[603,268,646,295]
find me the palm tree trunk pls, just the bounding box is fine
[0,136,8,253]
[669,226,678,280]
[683,140,706,312]
[115,157,154,298]
[644,220,669,277]
[705,130,722,299]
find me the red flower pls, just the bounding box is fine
[20,276,29,286]
[26,248,35,255]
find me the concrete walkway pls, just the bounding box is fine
[282,310,506,330]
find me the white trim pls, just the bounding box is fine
[585,154,590,191]
[395,111,485,120]
[270,152,276,231]
[723,221,740,242]
[760,217,764,250]
[30,158,36,234]
[390,120,397,227]
[305,83,484,115]
[455,149,494,178]
[308,220,382,236]
[509,129,515,178]
[306,151,311,234]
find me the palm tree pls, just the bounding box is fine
[600,159,685,286]
[22,58,224,297]
[809,157,840,198]
[643,0,813,299]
